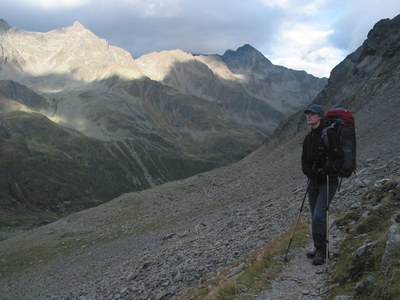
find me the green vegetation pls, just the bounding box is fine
[0,236,91,276]
[0,111,137,228]
[328,178,400,299]
[175,178,400,300]
[0,174,252,278]
[175,220,310,299]
[0,106,259,229]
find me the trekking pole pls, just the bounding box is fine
[283,179,311,262]
[326,175,330,273]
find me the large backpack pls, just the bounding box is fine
[322,108,356,178]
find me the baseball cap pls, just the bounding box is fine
[304,104,324,118]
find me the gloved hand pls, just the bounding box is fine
[319,164,336,175]
[304,166,318,178]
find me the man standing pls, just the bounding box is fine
[301,104,343,265]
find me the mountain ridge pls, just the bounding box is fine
[0,18,326,227]
[221,43,274,71]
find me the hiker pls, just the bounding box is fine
[301,104,343,265]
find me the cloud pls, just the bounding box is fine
[256,0,400,77]
[86,0,285,57]
[256,0,346,77]
[329,0,400,52]
[265,21,344,77]
[0,0,399,78]
[12,0,91,9]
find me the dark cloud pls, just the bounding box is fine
[1,0,399,77]
[327,1,400,53]
[82,0,284,57]
[0,0,284,57]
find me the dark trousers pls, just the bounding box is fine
[307,177,338,250]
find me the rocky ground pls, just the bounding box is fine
[1,92,399,299]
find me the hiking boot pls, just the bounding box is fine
[306,249,316,259]
[312,249,325,265]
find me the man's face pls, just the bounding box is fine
[305,112,321,127]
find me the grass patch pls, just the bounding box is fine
[0,209,64,231]
[0,185,252,279]
[327,178,400,299]
[0,235,92,277]
[176,177,400,300]
[371,247,400,299]
[175,219,310,299]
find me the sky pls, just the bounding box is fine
[0,0,399,78]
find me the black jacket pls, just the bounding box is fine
[301,122,343,183]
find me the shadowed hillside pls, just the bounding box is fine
[0,19,325,228]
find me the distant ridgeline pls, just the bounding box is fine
[0,18,325,227]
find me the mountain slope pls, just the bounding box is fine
[0,110,139,226]
[137,45,326,115]
[0,15,399,300]
[220,44,325,113]
[0,20,144,82]
[0,19,326,227]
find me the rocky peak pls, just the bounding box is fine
[221,44,273,71]
[315,14,400,108]
[0,20,143,82]
[64,21,93,36]
[364,15,400,59]
[71,21,86,31]
[0,18,11,33]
